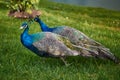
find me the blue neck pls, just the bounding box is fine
[21,27,30,46]
[37,19,55,32]
[20,26,50,57]
[21,27,40,55]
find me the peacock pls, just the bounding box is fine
[33,17,119,55]
[34,16,109,48]
[20,22,120,65]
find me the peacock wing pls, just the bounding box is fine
[32,32,77,57]
[55,34,104,57]
[55,27,108,49]
[73,28,110,50]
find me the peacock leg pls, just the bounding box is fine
[60,57,71,66]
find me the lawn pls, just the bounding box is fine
[0,0,120,80]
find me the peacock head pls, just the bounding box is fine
[20,22,29,29]
[34,16,40,22]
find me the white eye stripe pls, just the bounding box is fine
[20,26,24,29]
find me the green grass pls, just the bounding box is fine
[0,0,120,80]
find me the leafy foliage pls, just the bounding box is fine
[6,0,40,13]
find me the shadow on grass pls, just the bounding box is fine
[33,55,115,68]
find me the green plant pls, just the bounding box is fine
[6,0,40,13]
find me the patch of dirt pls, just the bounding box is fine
[8,10,41,19]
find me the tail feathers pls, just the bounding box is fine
[113,56,120,64]
[98,48,120,64]
[72,44,99,57]
[72,44,120,64]
[83,44,110,52]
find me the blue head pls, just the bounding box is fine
[34,16,40,22]
[34,16,49,31]
[34,16,56,32]
[20,22,29,29]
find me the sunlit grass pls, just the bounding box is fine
[0,0,120,80]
